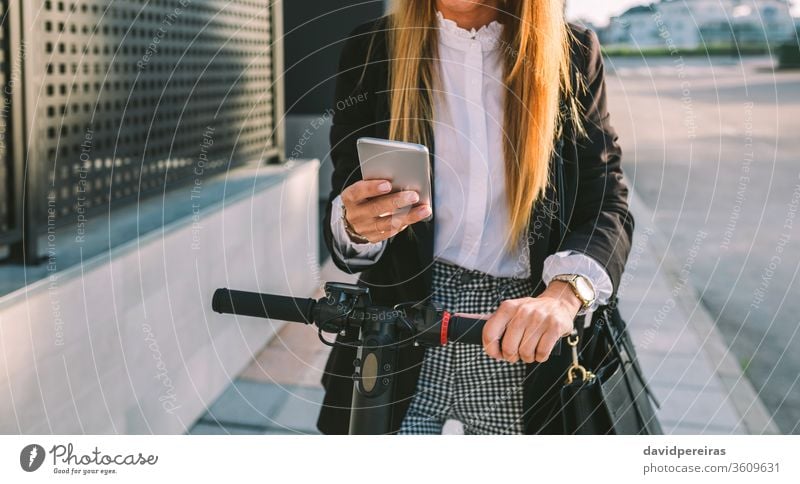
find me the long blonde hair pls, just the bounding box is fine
[386,0,580,247]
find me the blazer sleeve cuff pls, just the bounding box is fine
[330,194,387,267]
[541,250,613,315]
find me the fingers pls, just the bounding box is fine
[484,298,569,364]
[502,305,545,364]
[343,180,423,216]
[352,203,432,242]
[398,204,432,226]
[532,329,562,363]
[369,203,431,234]
[341,179,392,204]
[483,299,519,360]
[517,316,548,363]
[369,191,419,218]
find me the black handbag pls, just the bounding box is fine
[553,115,663,435]
[559,303,663,434]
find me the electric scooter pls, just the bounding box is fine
[212,282,499,434]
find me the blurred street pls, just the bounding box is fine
[606,55,800,433]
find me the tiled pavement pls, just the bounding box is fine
[190,189,780,435]
[621,190,778,434]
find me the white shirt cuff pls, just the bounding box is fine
[541,250,613,318]
[330,194,387,267]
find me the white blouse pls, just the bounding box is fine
[329,11,612,311]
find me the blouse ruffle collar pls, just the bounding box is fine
[436,10,503,51]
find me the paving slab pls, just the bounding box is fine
[199,379,289,430]
[624,189,780,434]
[269,386,325,434]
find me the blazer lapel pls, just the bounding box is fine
[527,199,552,295]
[527,144,562,296]
[413,112,436,293]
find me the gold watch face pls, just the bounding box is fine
[574,276,595,304]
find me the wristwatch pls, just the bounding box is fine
[551,274,596,311]
[341,203,370,244]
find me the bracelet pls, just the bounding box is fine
[341,203,370,244]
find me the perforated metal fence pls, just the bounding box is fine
[2,0,284,258]
[0,1,12,239]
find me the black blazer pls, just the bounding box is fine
[318,16,634,434]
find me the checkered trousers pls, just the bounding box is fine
[398,260,536,435]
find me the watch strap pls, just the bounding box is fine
[552,274,594,310]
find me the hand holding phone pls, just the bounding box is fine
[356,137,433,209]
[339,137,434,244]
[340,179,432,244]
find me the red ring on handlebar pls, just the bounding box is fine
[440,311,451,346]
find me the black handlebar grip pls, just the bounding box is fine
[212,288,315,324]
[446,314,562,356]
[446,315,486,346]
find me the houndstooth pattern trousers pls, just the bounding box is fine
[398,260,535,435]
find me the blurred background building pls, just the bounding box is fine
[598,0,796,48]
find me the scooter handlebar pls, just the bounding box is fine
[212,288,316,324]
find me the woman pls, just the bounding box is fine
[319,0,633,434]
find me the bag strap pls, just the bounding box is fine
[599,313,661,431]
[608,307,662,409]
[600,306,662,409]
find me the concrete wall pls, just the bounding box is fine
[0,161,320,434]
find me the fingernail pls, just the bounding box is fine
[405,192,419,203]
[378,182,391,193]
[418,205,432,217]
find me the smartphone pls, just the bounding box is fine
[356,137,432,220]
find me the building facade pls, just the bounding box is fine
[601,0,796,49]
